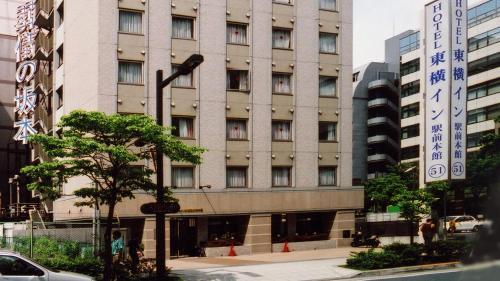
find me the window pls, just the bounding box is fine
[401,103,419,119]
[56,87,63,109]
[468,52,500,76]
[57,3,64,25]
[171,117,194,138]
[319,167,336,186]
[272,120,292,141]
[226,119,247,140]
[272,73,292,94]
[467,79,500,101]
[467,108,487,124]
[272,167,291,187]
[319,76,336,97]
[273,0,292,4]
[57,45,63,68]
[171,64,193,87]
[467,130,495,148]
[226,167,247,188]
[172,167,194,188]
[401,80,420,98]
[468,0,500,27]
[119,10,142,34]
[401,124,419,139]
[468,27,500,51]
[118,61,143,84]
[227,23,247,44]
[319,0,336,10]
[399,32,420,55]
[319,32,337,53]
[401,145,419,160]
[319,122,336,141]
[400,58,420,76]
[226,70,249,91]
[352,72,359,82]
[172,17,194,39]
[0,255,44,276]
[272,28,292,49]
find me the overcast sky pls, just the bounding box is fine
[353,0,483,69]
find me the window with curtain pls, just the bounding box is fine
[319,167,336,186]
[227,23,247,44]
[319,32,337,53]
[227,167,247,188]
[272,28,292,49]
[226,119,247,140]
[118,61,143,84]
[319,0,337,10]
[272,73,292,94]
[171,64,193,87]
[319,122,336,141]
[227,70,249,91]
[119,10,143,34]
[172,17,194,39]
[172,167,194,188]
[272,167,291,187]
[172,117,194,138]
[272,121,292,141]
[319,76,336,97]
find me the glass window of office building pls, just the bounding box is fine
[399,32,420,55]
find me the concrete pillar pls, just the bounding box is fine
[142,217,171,259]
[287,213,297,238]
[245,214,272,254]
[197,217,208,244]
[330,210,355,247]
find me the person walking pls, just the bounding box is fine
[127,238,143,272]
[421,218,436,254]
[111,231,125,263]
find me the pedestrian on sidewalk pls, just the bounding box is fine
[421,218,436,254]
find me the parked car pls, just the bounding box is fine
[445,215,489,233]
[0,250,93,281]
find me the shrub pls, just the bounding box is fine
[383,243,423,266]
[346,249,401,270]
[37,256,103,278]
[430,240,471,261]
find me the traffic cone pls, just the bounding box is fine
[282,241,291,252]
[228,243,237,256]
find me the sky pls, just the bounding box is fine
[353,0,483,69]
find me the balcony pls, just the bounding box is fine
[34,99,53,133]
[368,79,398,94]
[35,31,53,61]
[34,62,53,96]
[368,98,398,112]
[367,117,399,131]
[35,0,54,29]
[367,135,399,148]
[367,154,396,164]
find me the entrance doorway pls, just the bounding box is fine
[170,217,197,258]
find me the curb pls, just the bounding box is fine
[353,262,460,277]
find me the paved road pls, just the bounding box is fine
[173,258,360,281]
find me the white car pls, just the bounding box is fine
[445,215,487,232]
[0,250,94,281]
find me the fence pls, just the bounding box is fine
[0,221,97,260]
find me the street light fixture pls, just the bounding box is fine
[155,54,204,280]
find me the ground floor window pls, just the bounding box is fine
[271,212,334,243]
[207,216,249,247]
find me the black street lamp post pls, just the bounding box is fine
[155,54,203,279]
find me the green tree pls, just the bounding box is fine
[364,174,407,212]
[392,188,434,244]
[21,111,205,281]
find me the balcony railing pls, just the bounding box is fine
[35,31,53,61]
[35,0,54,29]
[34,61,53,96]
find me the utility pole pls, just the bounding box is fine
[154,54,203,280]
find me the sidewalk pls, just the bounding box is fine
[168,247,365,270]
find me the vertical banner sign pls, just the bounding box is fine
[450,0,467,179]
[14,0,39,144]
[425,0,451,182]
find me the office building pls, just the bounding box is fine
[352,63,400,183]
[24,0,362,258]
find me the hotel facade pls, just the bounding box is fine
[25,0,362,258]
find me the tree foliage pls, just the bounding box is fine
[21,110,205,281]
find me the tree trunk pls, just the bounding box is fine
[409,220,414,244]
[103,201,116,281]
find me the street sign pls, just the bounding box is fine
[140,202,180,214]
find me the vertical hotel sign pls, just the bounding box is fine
[450,0,467,180]
[13,0,39,144]
[425,0,467,182]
